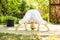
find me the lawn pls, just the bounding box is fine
[0,32,60,40]
[0,32,40,40]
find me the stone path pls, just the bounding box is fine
[0,24,60,40]
[0,24,60,35]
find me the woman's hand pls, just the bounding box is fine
[15,24,21,30]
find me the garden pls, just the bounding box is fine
[0,0,49,24]
[0,0,60,40]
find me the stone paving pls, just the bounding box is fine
[0,24,60,40]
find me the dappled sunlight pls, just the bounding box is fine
[0,0,60,40]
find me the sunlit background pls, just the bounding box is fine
[0,0,60,40]
[0,0,49,24]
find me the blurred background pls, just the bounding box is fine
[0,0,60,40]
[0,0,60,24]
[0,0,49,24]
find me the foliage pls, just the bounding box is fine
[0,0,49,24]
[0,16,20,24]
[42,13,49,22]
[0,0,30,18]
[37,0,49,15]
[0,0,49,17]
[26,0,49,15]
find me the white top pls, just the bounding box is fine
[19,9,46,24]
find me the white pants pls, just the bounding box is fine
[19,9,46,24]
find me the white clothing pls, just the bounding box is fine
[19,9,46,24]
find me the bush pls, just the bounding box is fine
[0,16,6,24]
[42,13,49,22]
[0,16,20,24]
[0,0,30,18]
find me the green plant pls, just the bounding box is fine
[42,13,49,22]
[0,16,20,24]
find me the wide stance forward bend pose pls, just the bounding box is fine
[16,9,49,31]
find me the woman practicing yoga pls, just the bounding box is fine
[16,7,49,31]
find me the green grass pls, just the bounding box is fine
[0,33,39,40]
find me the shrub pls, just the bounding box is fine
[0,16,20,24]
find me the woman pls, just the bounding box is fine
[16,9,49,31]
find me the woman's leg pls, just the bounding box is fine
[34,12,49,31]
[24,22,27,30]
[44,24,49,31]
[37,23,40,31]
[19,10,31,26]
[16,11,31,30]
[16,24,21,30]
[16,23,27,31]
